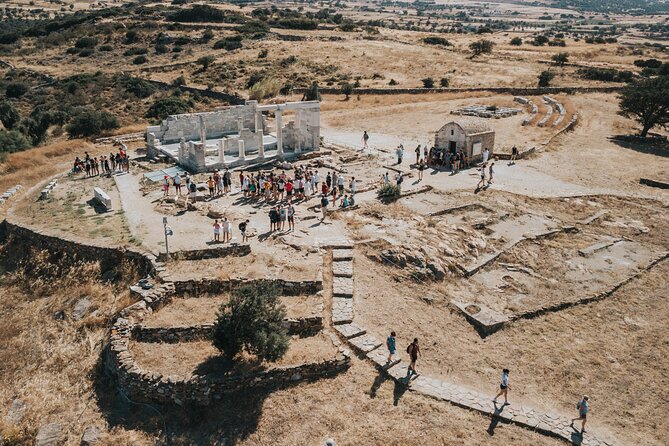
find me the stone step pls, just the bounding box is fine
[333,248,354,261]
[366,347,401,369]
[348,333,382,353]
[332,297,353,325]
[333,276,354,298]
[333,323,366,339]
[332,260,353,277]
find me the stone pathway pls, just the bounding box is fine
[327,241,615,446]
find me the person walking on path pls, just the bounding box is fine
[510,146,518,165]
[213,220,221,243]
[320,194,329,220]
[417,159,425,181]
[488,159,495,184]
[239,219,249,243]
[477,163,487,190]
[362,131,369,149]
[406,338,421,379]
[207,176,215,198]
[493,368,511,405]
[415,145,421,164]
[287,203,295,231]
[396,172,403,192]
[482,147,490,164]
[386,331,397,364]
[571,395,589,433]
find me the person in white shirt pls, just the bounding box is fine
[349,177,356,196]
[493,368,511,405]
[222,217,232,243]
[482,147,490,164]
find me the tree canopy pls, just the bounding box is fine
[469,39,494,58]
[212,282,289,362]
[619,76,669,137]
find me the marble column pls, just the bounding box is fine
[198,116,207,146]
[255,111,263,133]
[218,139,226,165]
[276,110,283,159]
[237,117,244,134]
[178,137,186,162]
[238,140,246,161]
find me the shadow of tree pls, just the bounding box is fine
[609,135,669,158]
[93,351,283,446]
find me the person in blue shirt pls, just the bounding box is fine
[571,395,589,433]
[386,331,396,363]
[493,368,511,405]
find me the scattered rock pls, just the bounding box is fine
[81,426,102,446]
[53,310,65,321]
[36,423,63,446]
[4,399,26,425]
[72,298,92,321]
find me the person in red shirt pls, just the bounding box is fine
[285,180,294,199]
[321,182,328,196]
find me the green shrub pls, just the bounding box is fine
[132,55,148,65]
[145,96,193,121]
[66,109,119,137]
[538,70,555,87]
[121,77,156,99]
[125,29,139,44]
[421,77,435,88]
[78,48,94,57]
[275,18,318,30]
[74,37,97,49]
[423,36,451,46]
[212,282,289,362]
[510,37,522,46]
[213,37,242,51]
[197,55,215,70]
[389,79,398,86]
[99,44,113,52]
[170,5,244,23]
[440,77,449,87]
[5,82,29,98]
[0,130,31,154]
[377,184,401,202]
[0,101,21,130]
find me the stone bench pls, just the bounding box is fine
[94,187,112,210]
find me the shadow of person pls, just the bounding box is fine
[257,230,273,242]
[569,425,584,445]
[393,378,410,406]
[369,370,388,399]
[487,401,507,436]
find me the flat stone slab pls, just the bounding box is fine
[332,297,353,325]
[36,423,63,446]
[332,260,353,277]
[451,300,509,336]
[366,347,401,369]
[333,276,354,297]
[332,248,354,261]
[578,238,622,257]
[323,240,353,249]
[578,209,607,225]
[334,323,366,339]
[348,333,382,353]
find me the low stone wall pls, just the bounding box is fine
[0,218,154,278]
[172,278,323,296]
[293,86,622,96]
[131,314,323,343]
[157,244,251,262]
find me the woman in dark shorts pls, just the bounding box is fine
[493,368,510,405]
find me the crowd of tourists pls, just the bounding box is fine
[386,333,591,434]
[72,148,130,177]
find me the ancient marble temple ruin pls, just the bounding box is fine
[146,100,321,172]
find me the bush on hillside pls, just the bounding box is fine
[0,130,31,155]
[145,96,193,121]
[66,109,119,137]
[5,82,29,98]
[377,184,401,202]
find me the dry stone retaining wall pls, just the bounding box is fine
[156,244,251,262]
[171,277,323,296]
